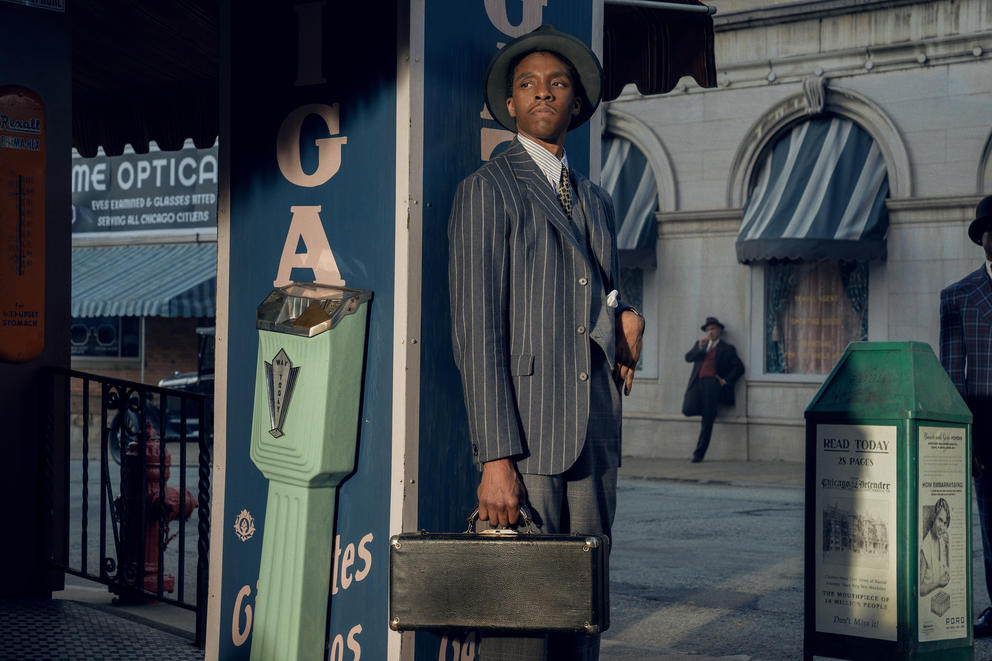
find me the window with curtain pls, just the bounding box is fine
[737,115,888,375]
[765,260,868,374]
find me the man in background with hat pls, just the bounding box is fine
[682,317,745,463]
[448,24,644,660]
[939,194,992,637]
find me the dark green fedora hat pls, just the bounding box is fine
[484,25,604,133]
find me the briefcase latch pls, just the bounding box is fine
[479,527,522,536]
[582,537,600,552]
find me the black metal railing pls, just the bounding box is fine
[43,368,212,646]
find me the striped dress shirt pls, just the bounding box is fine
[516,131,568,192]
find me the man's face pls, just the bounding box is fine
[506,51,581,148]
[704,324,722,342]
[983,229,992,262]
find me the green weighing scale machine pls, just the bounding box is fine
[248,282,371,661]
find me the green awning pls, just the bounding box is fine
[72,243,216,318]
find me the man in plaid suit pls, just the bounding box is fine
[940,194,992,636]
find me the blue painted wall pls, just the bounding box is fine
[417,3,593,658]
[221,4,396,659]
[219,3,595,657]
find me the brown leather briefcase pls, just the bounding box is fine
[388,508,609,634]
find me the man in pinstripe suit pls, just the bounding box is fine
[448,26,644,661]
[939,194,992,637]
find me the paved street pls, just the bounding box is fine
[603,478,805,660]
[43,457,992,659]
[603,465,992,661]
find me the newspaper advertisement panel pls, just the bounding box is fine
[815,424,898,640]
[917,426,968,642]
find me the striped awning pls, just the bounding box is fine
[602,135,658,267]
[736,116,889,263]
[72,243,217,318]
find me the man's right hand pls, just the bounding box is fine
[478,458,527,527]
[698,337,708,348]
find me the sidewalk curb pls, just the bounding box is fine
[601,638,753,660]
[620,473,804,490]
[617,457,805,490]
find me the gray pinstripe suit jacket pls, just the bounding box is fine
[448,138,622,475]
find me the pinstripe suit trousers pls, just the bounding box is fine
[479,343,620,661]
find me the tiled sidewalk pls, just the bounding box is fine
[0,599,202,661]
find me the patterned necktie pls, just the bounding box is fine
[557,165,572,219]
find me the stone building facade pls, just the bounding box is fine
[609,0,992,461]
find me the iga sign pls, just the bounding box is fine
[71,143,218,233]
[220,4,396,660]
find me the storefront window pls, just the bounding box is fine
[765,260,867,374]
[70,316,140,358]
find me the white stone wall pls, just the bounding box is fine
[610,0,992,462]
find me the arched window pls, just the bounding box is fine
[602,134,659,268]
[736,116,889,375]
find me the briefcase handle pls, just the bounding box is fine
[465,505,540,535]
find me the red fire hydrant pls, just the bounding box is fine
[119,420,198,594]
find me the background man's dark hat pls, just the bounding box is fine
[484,25,604,133]
[968,195,992,245]
[701,316,724,331]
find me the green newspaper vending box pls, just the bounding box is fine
[804,342,973,660]
[248,283,372,661]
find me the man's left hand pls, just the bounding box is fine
[614,310,645,395]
